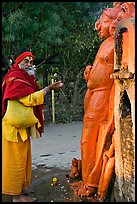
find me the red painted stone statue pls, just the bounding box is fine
[69,2,135,201]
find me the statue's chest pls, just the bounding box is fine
[96,39,114,64]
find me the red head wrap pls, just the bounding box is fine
[15,51,34,65]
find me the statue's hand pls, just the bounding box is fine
[84,64,92,81]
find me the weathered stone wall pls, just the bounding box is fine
[112,18,135,202]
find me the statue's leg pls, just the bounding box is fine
[83,89,93,112]
[97,137,115,200]
[81,90,111,183]
[81,118,99,182]
[97,157,115,200]
[70,90,105,194]
[96,153,109,194]
[86,86,115,186]
[77,90,113,196]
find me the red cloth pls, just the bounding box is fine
[15,51,34,65]
[2,63,44,134]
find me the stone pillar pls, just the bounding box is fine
[111,18,135,202]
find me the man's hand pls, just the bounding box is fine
[49,81,63,90]
[42,81,63,95]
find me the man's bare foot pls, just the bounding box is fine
[22,187,34,195]
[13,195,36,202]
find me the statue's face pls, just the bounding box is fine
[113,2,124,8]
[121,2,135,16]
[95,8,115,39]
[95,6,129,39]
[118,3,135,19]
[110,3,135,34]
[18,56,35,76]
[98,16,112,39]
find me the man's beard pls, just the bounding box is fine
[18,63,36,76]
[25,68,36,76]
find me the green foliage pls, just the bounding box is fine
[2,2,113,123]
[2,2,112,62]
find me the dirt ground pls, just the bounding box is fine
[2,165,90,202]
[30,165,76,202]
[2,164,115,202]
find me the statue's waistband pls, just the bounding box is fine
[89,87,112,93]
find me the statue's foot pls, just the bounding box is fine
[70,181,84,194]
[13,195,36,202]
[69,177,80,183]
[87,194,105,202]
[70,181,83,188]
[77,184,96,197]
[70,181,96,197]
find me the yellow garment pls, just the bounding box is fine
[2,90,44,195]
[2,90,44,142]
[3,100,39,129]
[2,134,31,195]
[18,90,44,106]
